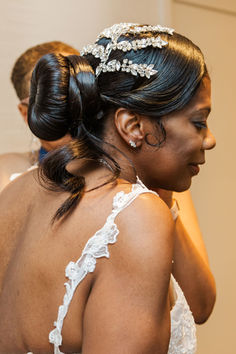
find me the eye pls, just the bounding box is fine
[192,121,207,130]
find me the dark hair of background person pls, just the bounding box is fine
[11,41,80,101]
[28,29,208,221]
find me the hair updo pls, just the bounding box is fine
[28,54,100,141]
[28,24,209,221]
[86,31,207,117]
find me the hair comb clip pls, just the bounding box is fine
[81,23,174,79]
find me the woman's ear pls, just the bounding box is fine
[114,108,145,148]
[18,103,28,124]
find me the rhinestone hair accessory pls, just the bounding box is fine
[81,23,174,79]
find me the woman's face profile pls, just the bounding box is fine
[137,77,216,191]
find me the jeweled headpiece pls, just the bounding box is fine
[81,23,174,79]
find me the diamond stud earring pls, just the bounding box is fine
[129,140,137,148]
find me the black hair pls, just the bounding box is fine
[89,32,207,117]
[28,25,208,221]
[29,53,120,221]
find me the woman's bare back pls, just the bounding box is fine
[0,169,126,353]
[0,168,176,354]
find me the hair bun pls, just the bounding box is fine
[28,53,100,141]
[28,53,71,141]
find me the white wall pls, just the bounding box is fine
[0,0,170,154]
[173,1,236,353]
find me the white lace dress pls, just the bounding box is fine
[28,178,197,354]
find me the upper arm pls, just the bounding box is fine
[0,153,31,193]
[173,190,209,264]
[82,193,175,354]
[0,156,11,192]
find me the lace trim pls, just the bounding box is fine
[169,276,197,354]
[49,178,154,354]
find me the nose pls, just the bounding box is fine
[202,128,216,150]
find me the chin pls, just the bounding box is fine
[174,178,192,192]
[141,174,192,192]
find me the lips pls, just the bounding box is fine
[188,163,200,176]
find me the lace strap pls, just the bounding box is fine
[49,178,157,354]
[110,176,157,216]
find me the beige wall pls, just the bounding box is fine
[0,0,234,353]
[0,0,171,154]
[173,1,236,353]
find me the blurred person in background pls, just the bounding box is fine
[0,41,79,191]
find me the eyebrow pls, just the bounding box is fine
[195,107,211,116]
[21,102,29,107]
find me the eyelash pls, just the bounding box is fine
[193,121,207,130]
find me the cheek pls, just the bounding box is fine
[162,137,188,162]
[183,135,203,155]
[142,131,203,190]
[165,127,203,159]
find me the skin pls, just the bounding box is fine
[0,78,216,353]
[173,189,210,264]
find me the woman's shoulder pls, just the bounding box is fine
[0,151,32,169]
[107,179,175,270]
[86,180,175,352]
[0,166,39,202]
[117,185,174,239]
[0,151,33,191]
[115,177,172,220]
